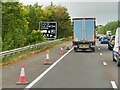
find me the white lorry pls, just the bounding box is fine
[113,28,120,67]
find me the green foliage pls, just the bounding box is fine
[45,4,72,38]
[2,2,72,51]
[30,30,45,44]
[96,21,119,35]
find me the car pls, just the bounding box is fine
[100,36,110,44]
[108,36,115,50]
[113,28,120,67]
[99,36,103,41]
[96,34,101,39]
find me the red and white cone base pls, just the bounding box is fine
[72,44,74,46]
[66,44,70,50]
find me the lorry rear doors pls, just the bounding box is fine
[73,19,95,42]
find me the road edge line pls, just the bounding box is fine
[24,47,74,89]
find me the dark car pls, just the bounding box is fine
[100,36,110,44]
[96,34,101,39]
[99,36,103,41]
[108,36,115,50]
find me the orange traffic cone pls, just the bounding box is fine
[60,46,63,54]
[66,42,70,50]
[16,63,28,85]
[72,43,74,46]
[44,50,52,65]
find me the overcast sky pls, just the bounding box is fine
[19,0,119,26]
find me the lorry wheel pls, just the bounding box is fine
[113,53,116,62]
[108,44,110,49]
[74,50,77,52]
[74,48,77,52]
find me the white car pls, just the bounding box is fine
[113,27,120,66]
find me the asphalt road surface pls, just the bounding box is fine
[2,39,119,89]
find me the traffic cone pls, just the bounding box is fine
[72,43,74,46]
[44,50,52,65]
[16,63,28,85]
[60,46,63,54]
[66,42,70,50]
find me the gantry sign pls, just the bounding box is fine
[39,22,57,39]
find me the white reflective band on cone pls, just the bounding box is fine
[46,54,49,59]
[20,68,25,76]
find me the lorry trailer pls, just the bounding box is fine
[73,18,96,51]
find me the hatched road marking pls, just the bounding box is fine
[25,47,74,89]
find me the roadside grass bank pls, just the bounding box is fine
[1,37,72,68]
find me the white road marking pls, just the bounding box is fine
[103,62,107,66]
[25,47,74,89]
[111,81,118,89]
[98,48,100,50]
[100,53,102,55]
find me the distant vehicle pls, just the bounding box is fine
[100,36,109,44]
[113,28,120,67]
[96,34,101,39]
[73,18,96,51]
[106,31,111,36]
[108,36,115,50]
[99,36,103,41]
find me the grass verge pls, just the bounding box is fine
[1,37,72,68]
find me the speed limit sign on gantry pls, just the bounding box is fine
[39,22,57,39]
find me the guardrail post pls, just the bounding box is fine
[28,48,30,51]
[15,52,17,56]
[31,47,33,50]
[11,53,13,57]
[4,55,7,60]
[20,50,22,54]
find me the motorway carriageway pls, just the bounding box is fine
[2,39,119,89]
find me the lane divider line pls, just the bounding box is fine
[25,47,74,89]
[103,62,107,66]
[100,53,102,56]
[98,48,100,50]
[111,81,118,89]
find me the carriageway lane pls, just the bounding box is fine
[30,46,113,88]
[96,40,119,87]
[2,41,73,88]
